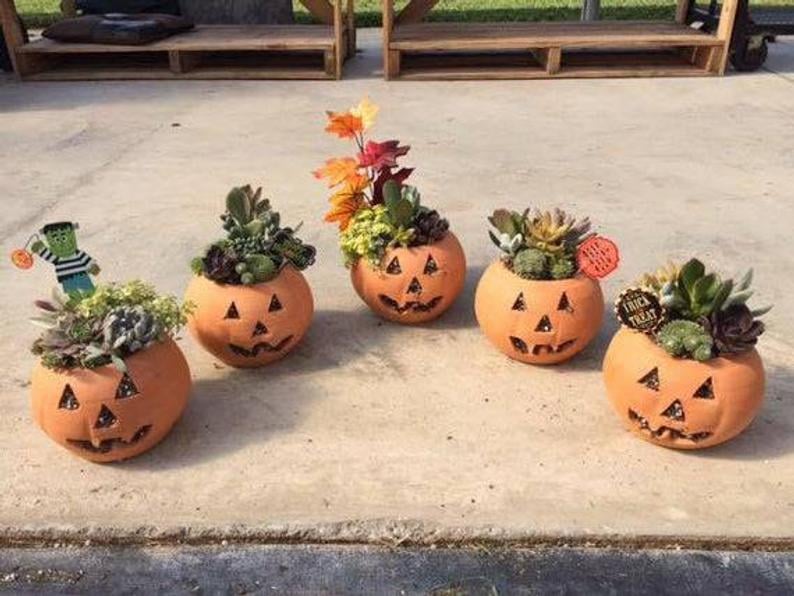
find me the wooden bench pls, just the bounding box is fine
[0,0,356,80]
[382,0,738,79]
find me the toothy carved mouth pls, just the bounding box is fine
[628,409,712,443]
[68,425,152,454]
[378,295,443,314]
[509,337,577,356]
[228,336,293,358]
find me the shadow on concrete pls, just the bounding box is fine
[432,264,484,331]
[687,362,794,462]
[552,301,618,374]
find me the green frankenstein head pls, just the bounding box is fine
[41,222,79,258]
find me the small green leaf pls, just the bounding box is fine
[488,209,517,236]
[226,187,250,224]
[712,279,733,312]
[111,354,127,372]
[390,200,414,229]
[736,268,753,291]
[679,258,705,295]
[383,180,401,207]
[751,304,773,317]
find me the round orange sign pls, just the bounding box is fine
[577,235,619,279]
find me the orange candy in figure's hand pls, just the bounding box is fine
[10,249,34,270]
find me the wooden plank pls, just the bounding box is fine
[298,0,334,25]
[23,67,332,81]
[395,0,440,25]
[398,62,713,80]
[390,21,722,51]
[18,25,335,54]
[382,0,394,79]
[387,49,401,78]
[0,0,25,75]
[333,0,343,78]
[545,47,561,74]
[346,0,356,57]
[716,0,739,74]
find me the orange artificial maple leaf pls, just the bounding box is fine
[313,157,360,188]
[324,175,369,230]
[325,111,364,139]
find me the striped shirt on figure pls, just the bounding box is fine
[36,248,96,282]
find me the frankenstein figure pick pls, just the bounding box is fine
[30,222,100,296]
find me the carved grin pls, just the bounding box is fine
[67,425,152,454]
[378,295,443,314]
[628,409,712,443]
[509,337,577,356]
[228,335,293,357]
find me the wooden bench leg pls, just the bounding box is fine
[386,49,401,79]
[169,50,200,74]
[693,46,722,73]
[532,47,561,75]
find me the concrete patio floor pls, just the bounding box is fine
[0,30,793,549]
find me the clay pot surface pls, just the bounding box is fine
[30,338,191,463]
[603,327,765,449]
[350,232,466,325]
[185,265,314,368]
[475,261,604,364]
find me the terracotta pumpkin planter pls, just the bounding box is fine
[185,265,314,368]
[603,328,765,449]
[350,232,466,324]
[30,339,191,463]
[474,262,604,365]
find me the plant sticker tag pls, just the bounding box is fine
[578,235,619,279]
[10,248,34,270]
[615,288,666,334]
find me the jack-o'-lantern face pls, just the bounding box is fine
[351,232,466,325]
[30,339,191,463]
[185,266,314,368]
[603,328,765,449]
[475,262,604,365]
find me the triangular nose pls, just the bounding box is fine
[253,321,268,336]
[661,399,685,422]
[407,277,422,294]
[535,315,553,332]
[95,405,118,429]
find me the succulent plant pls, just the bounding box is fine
[526,209,593,255]
[700,303,765,355]
[102,306,162,357]
[638,261,680,292]
[488,207,592,281]
[513,248,548,280]
[656,319,714,362]
[194,185,316,283]
[412,209,449,246]
[550,255,576,280]
[658,259,771,320]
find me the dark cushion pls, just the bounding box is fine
[43,14,193,45]
[77,0,181,16]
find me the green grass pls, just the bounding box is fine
[15,0,794,29]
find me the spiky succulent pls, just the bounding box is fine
[31,282,190,371]
[102,306,162,356]
[656,320,714,362]
[411,209,449,246]
[193,185,316,285]
[634,258,771,360]
[488,207,594,280]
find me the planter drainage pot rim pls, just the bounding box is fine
[474,260,604,365]
[603,327,765,450]
[350,231,466,325]
[30,338,191,463]
[185,265,314,368]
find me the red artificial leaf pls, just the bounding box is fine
[357,140,410,170]
[372,167,413,205]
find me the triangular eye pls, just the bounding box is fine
[423,255,439,275]
[116,373,139,399]
[95,405,118,429]
[557,292,572,312]
[58,384,80,410]
[512,293,526,311]
[509,336,528,353]
[269,295,283,312]
[638,368,660,391]
[386,257,401,275]
[535,315,553,332]
[693,377,714,399]
[225,302,240,319]
[661,400,685,421]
